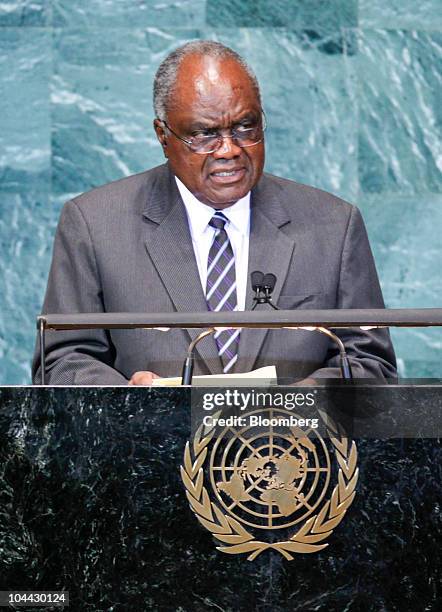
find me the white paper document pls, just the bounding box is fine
[152,365,277,387]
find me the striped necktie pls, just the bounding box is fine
[206,211,240,373]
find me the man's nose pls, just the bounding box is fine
[212,135,242,158]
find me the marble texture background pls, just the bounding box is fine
[0,1,441,383]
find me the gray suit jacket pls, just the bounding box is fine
[33,163,396,384]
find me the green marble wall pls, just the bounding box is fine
[0,1,441,383]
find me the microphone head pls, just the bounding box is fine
[262,273,277,292]
[251,270,265,291]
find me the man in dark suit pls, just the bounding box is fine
[32,41,396,385]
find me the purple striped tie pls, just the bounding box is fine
[206,212,240,373]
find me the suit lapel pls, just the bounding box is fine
[142,165,222,373]
[234,177,296,374]
[141,166,297,376]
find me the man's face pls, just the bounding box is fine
[154,55,265,209]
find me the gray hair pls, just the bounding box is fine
[153,40,261,121]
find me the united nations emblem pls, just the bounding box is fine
[181,408,358,560]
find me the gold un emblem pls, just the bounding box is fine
[181,408,358,560]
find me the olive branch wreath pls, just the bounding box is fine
[181,410,358,561]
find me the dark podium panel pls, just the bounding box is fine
[0,387,440,611]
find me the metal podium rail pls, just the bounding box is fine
[37,308,442,384]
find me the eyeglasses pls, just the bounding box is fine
[161,113,266,154]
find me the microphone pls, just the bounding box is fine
[251,270,264,293]
[262,273,277,299]
[251,271,279,310]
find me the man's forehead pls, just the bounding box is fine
[174,54,257,100]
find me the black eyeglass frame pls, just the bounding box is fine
[160,111,267,154]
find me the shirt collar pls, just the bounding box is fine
[175,176,250,238]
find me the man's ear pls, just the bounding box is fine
[154,119,168,157]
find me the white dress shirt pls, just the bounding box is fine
[175,176,250,311]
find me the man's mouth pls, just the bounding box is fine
[209,168,246,183]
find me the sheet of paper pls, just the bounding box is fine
[152,365,277,387]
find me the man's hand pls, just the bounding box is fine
[128,371,161,386]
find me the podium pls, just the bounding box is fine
[0,383,440,608]
[7,308,434,606]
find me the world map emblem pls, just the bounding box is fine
[181,408,358,560]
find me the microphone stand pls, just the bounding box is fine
[316,327,353,380]
[251,274,353,380]
[181,325,353,386]
[251,287,279,310]
[283,326,354,380]
[181,328,217,385]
